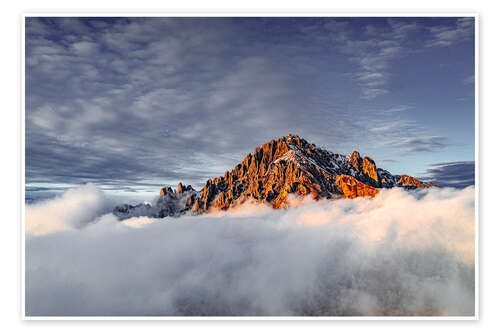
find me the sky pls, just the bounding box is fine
[25,17,475,202]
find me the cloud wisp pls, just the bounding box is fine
[319,19,417,100]
[421,161,475,188]
[25,183,109,235]
[387,136,451,153]
[425,17,474,48]
[26,184,475,316]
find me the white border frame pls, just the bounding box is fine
[21,12,479,321]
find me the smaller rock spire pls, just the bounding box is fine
[160,186,173,196]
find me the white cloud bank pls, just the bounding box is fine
[25,183,107,235]
[25,185,475,316]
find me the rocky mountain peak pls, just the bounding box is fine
[114,134,438,219]
[177,182,194,194]
[186,134,435,213]
[160,186,173,195]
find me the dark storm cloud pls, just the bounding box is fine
[421,161,475,188]
[25,17,474,190]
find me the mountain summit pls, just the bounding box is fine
[113,134,437,219]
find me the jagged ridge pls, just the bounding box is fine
[113,134,437,219]
[190,134,437,212]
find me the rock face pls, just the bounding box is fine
[335,175,379,199]
[193,134,343,212]
[113,134,437,219]
[396,175,440,189]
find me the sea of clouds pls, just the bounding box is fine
[25,184,475,316]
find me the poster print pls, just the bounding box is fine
[24,16,476,317]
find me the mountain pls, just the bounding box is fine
[113,183,198,219]
[113,134,437,219]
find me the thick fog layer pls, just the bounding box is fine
[25,185,475,316]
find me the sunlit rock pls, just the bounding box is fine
[114,134,437,218]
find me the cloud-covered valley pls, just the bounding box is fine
[25,184,475,316]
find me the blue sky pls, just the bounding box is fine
[25,17,475,201]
